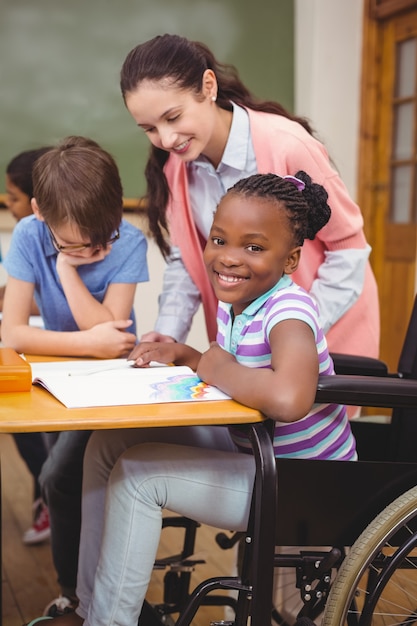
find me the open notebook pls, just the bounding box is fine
[30,359,230,409]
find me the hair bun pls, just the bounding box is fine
[294,170,331,239]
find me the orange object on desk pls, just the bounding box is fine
[0,348,32,392]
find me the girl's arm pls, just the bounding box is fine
[56,253,136,329]
[1,277,137,358]
[197,319,319,422]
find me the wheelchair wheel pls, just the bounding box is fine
[322,484,417,626]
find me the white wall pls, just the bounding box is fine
[295,0,363,197]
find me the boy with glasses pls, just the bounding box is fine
[2,135,149,614]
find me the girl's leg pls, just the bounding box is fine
[82,442,255,626]
[77,425,236,609]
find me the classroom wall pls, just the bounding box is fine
[0,0,294,352]
[0,0,293,199]
[295,0,363,197]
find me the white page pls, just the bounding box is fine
[30,359,230,408]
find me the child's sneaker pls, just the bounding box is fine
[22,498,51,545]
[43,595,78,617]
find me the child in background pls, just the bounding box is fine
[2,146,53,545]
[30,172,356,626]
[1,147,52,309]
[2,136,149,612]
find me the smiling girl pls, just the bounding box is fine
[28,172,356,626]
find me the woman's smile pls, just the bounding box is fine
[173,139,191,153]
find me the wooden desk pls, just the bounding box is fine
[0,355,264,433]
[0,386,263,433]
[0,355,272,626]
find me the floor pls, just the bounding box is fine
[1,433,236,626]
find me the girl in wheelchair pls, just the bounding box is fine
[28,172,356,626]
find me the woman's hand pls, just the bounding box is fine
[140,331,177,343]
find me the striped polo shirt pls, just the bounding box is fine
[217,275,357,461]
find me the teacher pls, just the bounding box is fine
[121,33,379,357]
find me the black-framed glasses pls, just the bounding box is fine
[47,224,120,253]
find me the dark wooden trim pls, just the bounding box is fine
[370,0,417,20]
[0,194,148,214]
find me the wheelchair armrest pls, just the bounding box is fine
[330,353,389,376]
[316,374,417,408]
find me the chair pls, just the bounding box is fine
[174,296,417,626]
[322,293,417,462]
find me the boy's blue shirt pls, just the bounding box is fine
[3,215,148,334]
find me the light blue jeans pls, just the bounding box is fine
[76,426,256,626]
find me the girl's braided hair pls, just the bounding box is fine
[228,171,331,246]
[120,34,316,257]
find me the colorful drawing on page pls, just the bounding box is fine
[149,374,212,401]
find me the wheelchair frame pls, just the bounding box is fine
[138,299,417,626]
[137,424,417,626]
[172,424,417,626]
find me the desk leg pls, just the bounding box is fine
[246,421,277,626]
[175,420,277,626]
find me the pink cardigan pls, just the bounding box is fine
[164,109,379,357]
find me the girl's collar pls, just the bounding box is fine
[229,274,292,319]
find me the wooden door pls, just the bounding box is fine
[359,1,417,370]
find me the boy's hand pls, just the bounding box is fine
[56,247,111,269]
[86,320,136,358]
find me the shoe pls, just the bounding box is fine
[43,595,78,617]
[22,499,51,545]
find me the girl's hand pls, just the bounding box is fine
[129,342,180,367]
[197,342,236,385]
[85,320,137,358]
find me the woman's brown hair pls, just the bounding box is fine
[121,34,314,257]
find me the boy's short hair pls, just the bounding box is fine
[33,136,124,248]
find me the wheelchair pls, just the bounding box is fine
[138,297,417,626]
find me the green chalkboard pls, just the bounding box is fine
[0,0,294,198]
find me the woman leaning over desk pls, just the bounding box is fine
[122,33,379,357]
